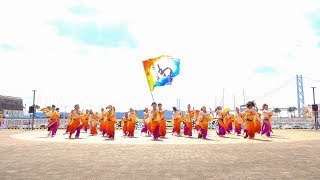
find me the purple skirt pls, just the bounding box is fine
[217,125,226,136]
[227,123,232,133]
[141,123,148,133]
[51,121,58,136]
[75,124,82,138]
[153,124,160,139]
[261,121,271,137]
[199,128,207,139]
[183,125,192,136]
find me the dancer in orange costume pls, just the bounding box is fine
[243,101,257,139]
[105,105,117,139]
[82,109,90,133]
[46,105,59,137]
[99,108,107,136]
[122,112,129,136]
[55,107,61,135]
[224,108,234,134]
[254,108,261,134]
[194,110,201,132]
[234,107,244,136]
[158,103,167,137]
[89,110,98,136]
[68,104,82,139]
[0,110,3,130]
[197,106,214,139]
[128,108,137,137]
[172,107,183,136]
[261,104,273,137]
[184,104,194,137]
[141,108,150,135]
[149,102,160,140]
[216,106,227,137]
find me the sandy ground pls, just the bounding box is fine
[1,129,320,179]
[10,129,320,144]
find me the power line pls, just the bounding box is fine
[36,95,41,105]
[304,76,320,83]
[263,78,294,96]
[304,76,320,99]
[255,78,295,101]
[56,96,62,107]
[261,79,294,99]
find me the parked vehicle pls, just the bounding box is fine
[282,124,292,129]
[272,124,280,129]
[208,123,217,129]
[292,125,301,129]
[22,122,31,129]
[39,124,46,129]
[59,124,66,129]
[135,122,144,129]
[166,120,173,127]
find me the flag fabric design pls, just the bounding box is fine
[143,55,180,91]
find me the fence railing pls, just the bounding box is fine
[3,119,69,129]
[272,117,314,123]
[2,119,144,129]
[1,118,317,129]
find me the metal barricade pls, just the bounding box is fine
[3,119,70,129]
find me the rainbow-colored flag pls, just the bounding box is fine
[143,55,180,91]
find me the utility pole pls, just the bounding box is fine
[311,87,319,130]
[32,90,36,130]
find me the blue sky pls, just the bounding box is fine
[307,9,320,36]
[0,0,320,112]
[0,44,16,51]
[254,66,277,74]
[69,4,97,15]
[51,20,137,48]
[50,3,137,49]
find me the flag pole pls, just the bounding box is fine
[144,73,155,103]
[142,61,155,103]
[150,89,155,102]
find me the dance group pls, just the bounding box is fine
[44,101,273,140]
[0,110,3,130]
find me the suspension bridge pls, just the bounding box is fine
[253,74,320,117]
[4,74,320,119]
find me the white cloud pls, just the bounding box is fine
[1,0,320,112]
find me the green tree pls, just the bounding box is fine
[292,107,297,117]
[287,107,294,118]
[30,105,40,112]
[273,108,281,118]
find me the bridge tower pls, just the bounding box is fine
[296,74,305,117]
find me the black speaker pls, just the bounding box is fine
[312,104,318,112]
[29,106,35,113]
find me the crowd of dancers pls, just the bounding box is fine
[44,100,273,140]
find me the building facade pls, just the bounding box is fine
[0,95,24,117]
